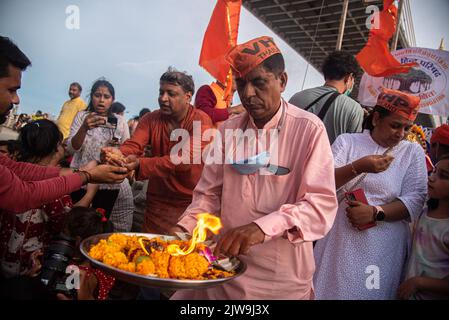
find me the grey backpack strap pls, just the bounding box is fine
[304,90,334,111]
[317,92,340,120]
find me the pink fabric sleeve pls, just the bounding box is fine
[0,164,83,213]
[254,124,338,243]
[0,154,60,181]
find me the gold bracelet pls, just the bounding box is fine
[350,162,358,176]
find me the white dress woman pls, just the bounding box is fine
[314,89,428,299]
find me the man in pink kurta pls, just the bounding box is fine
[172,36,338,300]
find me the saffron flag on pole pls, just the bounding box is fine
[356,0,417,77]
[199,0,242,88]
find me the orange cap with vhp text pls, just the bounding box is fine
[376,87,421,121]
[226,36,281,78]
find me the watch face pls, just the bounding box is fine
[376,211,385,221]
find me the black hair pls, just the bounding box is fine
[0,36,31,78]
[261,53,285,76]
[86,78,115,113]
[139,108,151,118]
[0,139,20,155]
[362,106,392,131]
[64,207,113,239]
[110,101,126,114]
[70,82,82,92]
[427,154,449,210]
[160,67,195,95]
[17,119,63,163]
[431,142,449,162]
[322,51,360,81]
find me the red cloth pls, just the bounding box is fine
[0,195,73,277]
[356,0,417,77]
[0,155,83,213]
[194,85,230,124]
[120,106,213,234]
[199,0,241,84]
[430,124,449,145]
[78,264,115,300]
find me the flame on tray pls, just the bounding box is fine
[167,213,222,256]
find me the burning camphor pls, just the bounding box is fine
[137,213,222,256]
[167,213,222,256]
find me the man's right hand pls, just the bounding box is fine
[353,154,394,174]
[86,164,128,184]
[169,225,189,236]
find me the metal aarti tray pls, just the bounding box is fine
[80,232,246,290]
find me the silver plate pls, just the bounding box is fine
[80,232,247,290]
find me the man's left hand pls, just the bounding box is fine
[124,155,139,172]
[214,223,265,257]
[346,200,375,228]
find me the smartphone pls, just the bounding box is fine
[107,116,118,127]
[98,115,117,129]
[345,188,376,231]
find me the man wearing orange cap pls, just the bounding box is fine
[172,36,338,299]
[430,124,449,163]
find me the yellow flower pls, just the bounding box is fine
[103,251,128,268]
[118,262,136,273]
[136,259,156,276]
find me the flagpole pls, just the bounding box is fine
[224,2,235,104]
[392,0,405,51]
[336,0,349,50]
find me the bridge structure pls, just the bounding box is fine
[242,0,447,127]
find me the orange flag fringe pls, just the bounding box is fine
[199,0,242,90]
[356,0,417,77]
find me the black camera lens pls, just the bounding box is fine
[40,233,75,290]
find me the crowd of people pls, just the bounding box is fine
[1,33,448,301]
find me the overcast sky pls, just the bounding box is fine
[1,0,448,118]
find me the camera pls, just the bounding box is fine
[101,115,117,129]
[40,233,77,297]
[107,116,118,127]
[97,115,117,129]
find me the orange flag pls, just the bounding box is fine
[356,0,417,77]
[199,0,242,85]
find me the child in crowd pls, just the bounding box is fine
[56,206,115,300]
[398,155,449,299]
[0,120,98,281]
[0,139,20,159]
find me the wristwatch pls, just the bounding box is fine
[373,206,385,221]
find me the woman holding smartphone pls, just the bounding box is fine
[313,88,428,299]
[67,79,133,232]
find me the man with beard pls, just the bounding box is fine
[103,67,213,234]
[171,36,338,300]
[0,36,129,213]
[56,82,87,140]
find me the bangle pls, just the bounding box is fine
[350,162,359,176]
[77,170,92,184]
